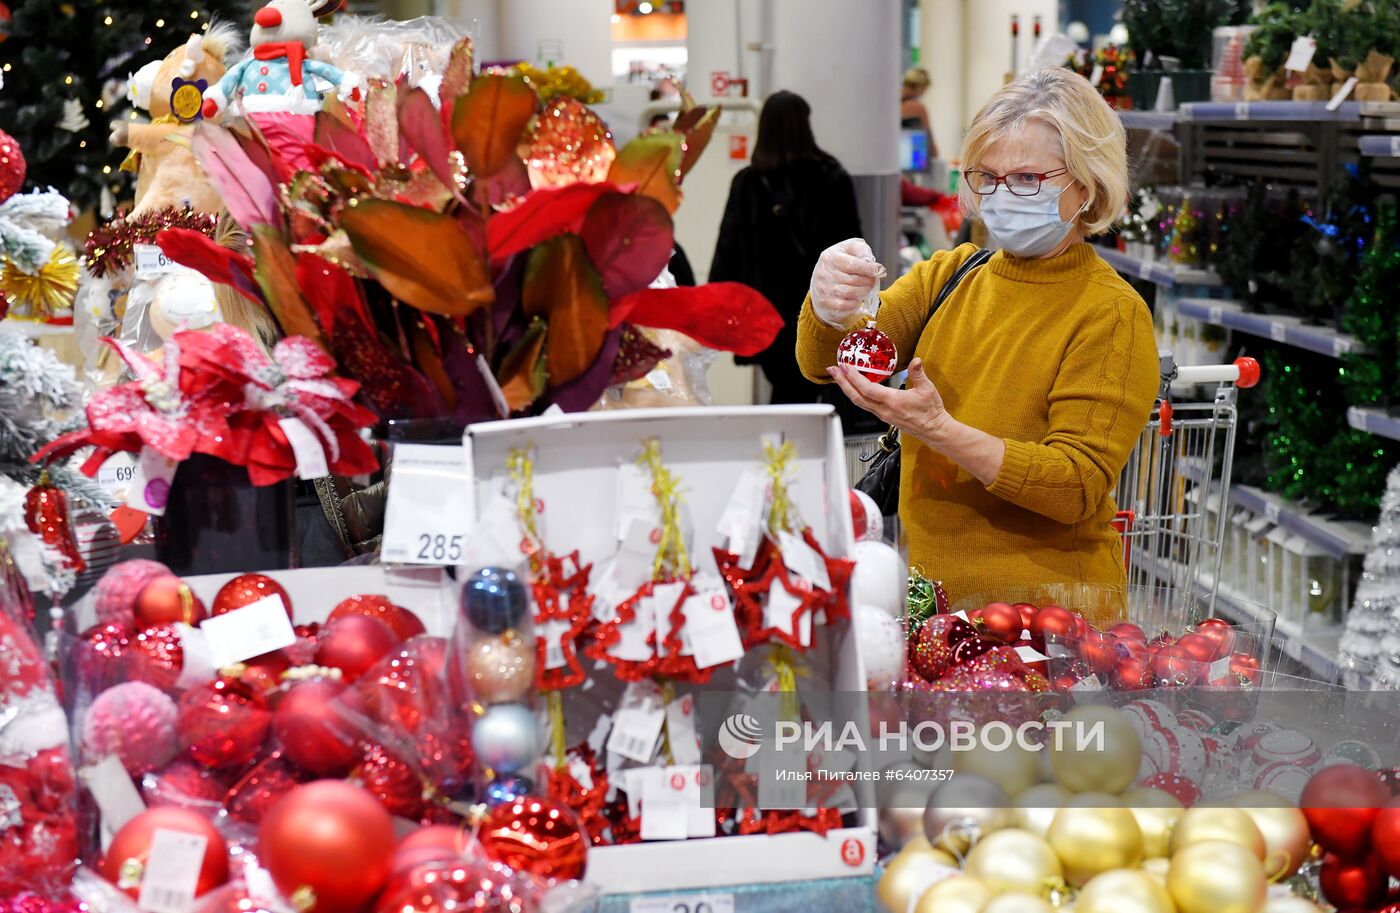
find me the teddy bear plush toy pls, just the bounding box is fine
[202,0,361,118]
[111,25,239,216]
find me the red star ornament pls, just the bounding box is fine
[731,559,822,650]
[532,552,595,691]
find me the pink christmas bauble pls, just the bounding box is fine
[836,326,897,382]
[92,560,172,629]
[81,681,179,776]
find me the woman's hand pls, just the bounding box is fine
[828,358,951,442]
[810,238,885,328]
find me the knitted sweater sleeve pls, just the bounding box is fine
[986,297,1159,525]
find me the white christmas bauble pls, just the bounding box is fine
[1123,699,1177,739]
[855,604,905,687]
[851,488,883,541]
[148,271,222,340]
[850,540,903,616]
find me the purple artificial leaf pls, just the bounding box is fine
[539,327,623,413]
[491,253,526,340]
[439,328,507,424]
[398,84,468,206]
[313,111,379,173]
[192,122,279,229]
[581,191,674,300]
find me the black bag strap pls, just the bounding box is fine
[873,248,991,454]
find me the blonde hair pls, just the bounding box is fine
[903,67,931,90]
[959,67,1128,236]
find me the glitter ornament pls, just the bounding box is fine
[352,744,425,820]
[22,476,84,572]
[211,573,292,619]
[178,677,271,770]
[478,794,588,881]
[327,594,426,642]
[463,631,536,704]
[375,859,534,913]
[0,129,25,203]
[74,622,136,694]
[461,567,530,634]
[129,624,186,691]
[522,96,616,189]
[141,760,227,809]
[225,752,302,824]
[81,681,179,776]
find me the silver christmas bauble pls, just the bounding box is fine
[474,702,542,774]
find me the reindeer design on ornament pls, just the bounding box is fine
[202,0,361,118]
[837,326,897,382]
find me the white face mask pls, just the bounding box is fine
[980,181,1084,258]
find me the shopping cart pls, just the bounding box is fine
[1114,352,1261,612]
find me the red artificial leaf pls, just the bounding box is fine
[339,198,494,318]
[675,103,721,181]
[233,121,293,185]
[313,111,378,172]
[607,133,682,214]
[438,36,475,116]
[450,74,538,178]
[610,283,782,357]
[192,122,279,229]
[251,226,327,348]
[486,181,623,261]
[497,318,548,412]
[157,228,262,303]
[472,154,531,212]
[522,234,609,386]
[294,252,372,332]
[580,192,673,300]
[246,111,318,176]
[398,84,464,204]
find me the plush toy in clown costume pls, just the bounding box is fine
[202,0,361,118]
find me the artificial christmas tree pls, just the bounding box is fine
[1340,463,1400,684]
[1341,196,1400,408]
[0,0,248,214]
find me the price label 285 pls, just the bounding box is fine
[381,444,475,566]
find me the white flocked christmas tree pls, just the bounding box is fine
[1341,463,1400,687]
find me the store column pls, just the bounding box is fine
[770,0,902,274]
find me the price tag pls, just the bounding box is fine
[381,444,474,565]
[1015,644,1049,663]
[1333,336,1350,357]
[641,765,711,841]
[645,367,673,392]
[96,452,137,497]
[201,594,296,668]
[1209,655,1232,681]
[1269,322,1287,343]
[777,531,831,591]
[617,463,660,541]
[1327,76,1357,111]
[174,623,216,688]
[80,755,146,837]
[1284,35,1317,72]
[607,681,666,763]
[716,468,766,567]
[1071,674,1103,692]
[541,618,572,670]
[613,517,658,592]
[665,694,702,766]
[126,447,179,516]
[1233,102,1250,119]
[631,894,735,913]
[277,417,329,480]
[763,576,811,647]
[1348,407,1369,432]
[1208,305,1224,324]
[683,585,745,670]
[133,243,177,279]
[1089,64,1104,86]
[1391,136,1400,157]
[137,828,207,913]
[1265,502,1281,524]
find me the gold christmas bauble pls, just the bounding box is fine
[1167,840,1266,913]
[1141,856,1171,886]
[1050,704,1141,794]
[913,875,993,913]
[1226,791,1311,882]
[1122,787,1184,859]
[964,828,1063,896]
[982,895,1055,913]
[1046,798,1143,886]
[1262,897,1324,913]
[1169,807,1265,861]
[877,840,959,913]
[952,732,1043,798]
[923,773,1013,855]
[1013,783,1072,839]
[1075,869,1175,913]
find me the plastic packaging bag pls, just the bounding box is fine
[315,15,469,90]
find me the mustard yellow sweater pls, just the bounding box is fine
[797,243,1160,604]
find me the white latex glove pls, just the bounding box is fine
[809,238,886,328]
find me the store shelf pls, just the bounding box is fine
[1228,484,1372,560]
[1359,135,1400,158]
[1098,248,1222,288]
[0,320,74,338]
[1118,111,1179,131]
[1179,101,1400,122]
[1177,297,1365,358]
[1347,406,1400,441]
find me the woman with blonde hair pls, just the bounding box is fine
[901,66,937,158]
[797,67,1158,602]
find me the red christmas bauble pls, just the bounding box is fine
[1028,605,1079,652]
[178,678,271,770]
[315,615,401,683]
[1372,799,1400,878]
[1150,643,1201,687]
[389,825,478,879]
[135,576,206,627]
[0,128,25,204]
[1013,603,1038,632]
[976,602,1023,644]
[375,860,531,913]
[99,807,228,902]
[74,622,135,694]
[24,480,85,572]
[142,760,227,809]
[1192,617,1235,659]
[258,780,395,913]
[1301,764,1389,860]
[478,794,588,881]
[1111,655,1152,691]
[352,744,424,820]
[1175,632,1218,665]
[836,326,897,382]
[211,574,292,619]
[328,594,426,642]
[357,637,453,732]
[1077,631,1120,676]
[1319,852,1388,909]
[1227,652,1261,687]
[225,752,302,825]
[274,679,361,776]
[130,624,184,691]
[1108,621,1147,643]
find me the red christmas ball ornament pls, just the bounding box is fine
[1077,631,1120,676]
[135,576,206,627]
[24,477,85,572]
[258,780,396,913]
[357,637,452,732]
[1301,764,1389,860]
[1371,799,1400,878]
[99,807,229,902]
[1108,621,1147,643]
[836,325,897,382]
[1175,632,1218,665]
[178,677,271,770]
[1013,603,1039,632]
[1140,772,1201,807]
[328,594,426,642]
[74,622,135,694]
[315,614,401,683]
[94,559,171,629]
[1228,652,1261,686]
[1029,605,1079,652]
[975,602,1023,644]
[1111,655,1152,691]
[1150,644,1201,687]
[225,752,302,825]
[1319,851,1388,909]
[389,825,478,879]
[352,744,425,820]
[130,624,184,691]
[273,679,361,776]
[1192,617,1235,659]
[211,574,291,619]
[0,128,26,204]
[141,760,227,809]
[375,860,532,913]
[479,794,588,881]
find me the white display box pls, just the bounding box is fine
[464,405,878,894]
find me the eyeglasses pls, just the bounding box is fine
[964,168,1069,196]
